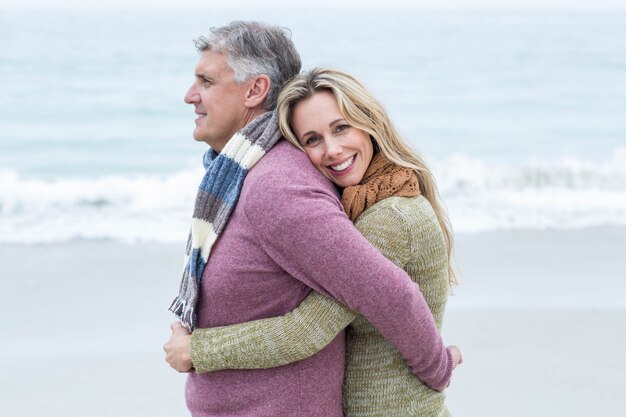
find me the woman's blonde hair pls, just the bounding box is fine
[277,68,456,284]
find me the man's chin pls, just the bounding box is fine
[192,130,208,143]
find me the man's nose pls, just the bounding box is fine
[184,84,198,104]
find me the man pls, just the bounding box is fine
[164,21,458,417]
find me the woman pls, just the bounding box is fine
[168,68,459,416]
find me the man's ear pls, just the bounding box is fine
[244,75,271,108]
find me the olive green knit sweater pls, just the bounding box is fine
[190,195,451,417]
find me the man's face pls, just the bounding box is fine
[184,50,251,152]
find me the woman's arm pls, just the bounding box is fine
[189,202,412,374]
[191,291,357,372]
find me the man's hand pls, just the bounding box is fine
[438,344,463,391]
[449,345,463,370]
[163,321,193,373]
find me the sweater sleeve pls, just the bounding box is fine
[189,204,413,373]
[190,291,357,373]
[241,171,452,391]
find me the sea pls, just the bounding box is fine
[1,7,625,244]
[1,11,625,417]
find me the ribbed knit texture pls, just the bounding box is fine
[342,152,419,221]
[191,195,450,416]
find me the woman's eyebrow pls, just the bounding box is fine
[328,118,345,128]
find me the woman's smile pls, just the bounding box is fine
[292,91,373,188]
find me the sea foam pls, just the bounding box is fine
[434,147,626,232]
[1,148,625,244]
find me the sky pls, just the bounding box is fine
[1,0,626,10]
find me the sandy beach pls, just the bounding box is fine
[1,227,625,416]
[2,5,625,416]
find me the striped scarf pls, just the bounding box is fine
[169,111,282,330]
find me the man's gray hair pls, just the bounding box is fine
[194,21,302,110]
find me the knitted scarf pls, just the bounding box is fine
[342,152,420,222]
[169,111,282,331]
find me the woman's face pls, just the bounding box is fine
[291,91,374,188]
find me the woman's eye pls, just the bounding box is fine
[336,124,350,133]
[304,136,321,146]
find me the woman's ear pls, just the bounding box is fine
[244,75,271,109]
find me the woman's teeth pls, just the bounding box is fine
[330,156,355,172]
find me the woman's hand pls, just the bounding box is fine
[163,321,193,372]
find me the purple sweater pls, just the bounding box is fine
[186,140,452,417]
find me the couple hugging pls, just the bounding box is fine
[163,20,462,417]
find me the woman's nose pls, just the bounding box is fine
[325,138,342,158]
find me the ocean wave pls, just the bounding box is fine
[2,148,626,243]
[433,147,626,232]
[0,169,201,244]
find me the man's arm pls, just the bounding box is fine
[189,203,413,374]
[242,167,452,391]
